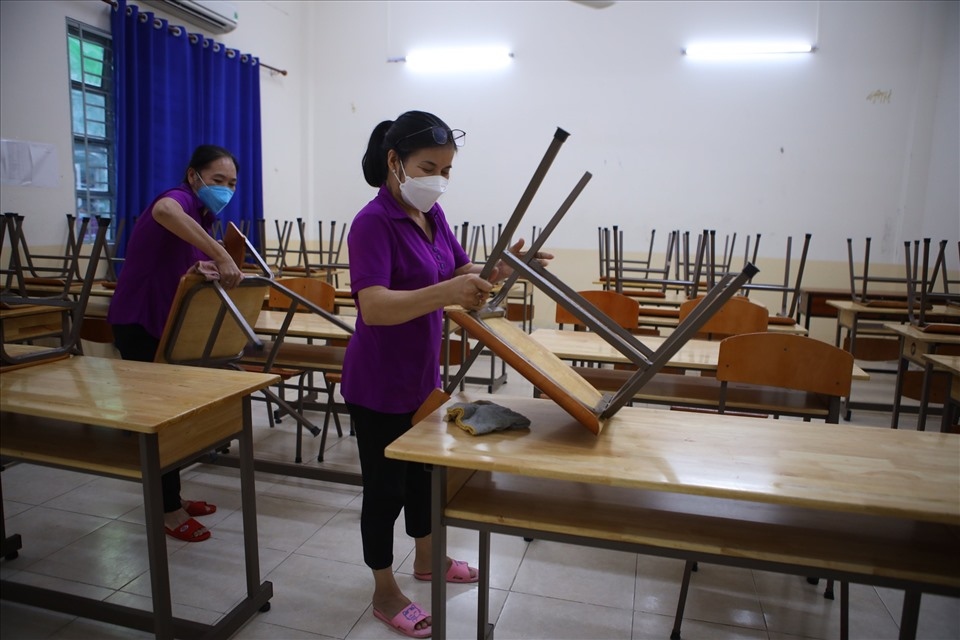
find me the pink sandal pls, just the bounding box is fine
[413,559,478,584]
[372,601,432,638]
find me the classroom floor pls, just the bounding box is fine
[1,359,958,640]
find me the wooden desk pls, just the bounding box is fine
[0,356,278,639]
[828,300,960,351]
[829,301,960,418]
[254,309,355,341]
[922,354,960,433]
[386,394,959,640]
[797,288,909,331]
[886,324,960,430]
[0,304,63,343]
[530,328,870,380]
[637,312,808,334]
[591,282,689,306]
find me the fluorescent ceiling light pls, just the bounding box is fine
[398,46,513,73]
[683,42,814,59]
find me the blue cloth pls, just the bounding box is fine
[445,401,531,436]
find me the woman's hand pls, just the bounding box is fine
[488,238,554,283]
[449,274,494,310]
[214,256,244,289]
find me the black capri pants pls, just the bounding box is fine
[347,402,432,571]
[113,323,183,514]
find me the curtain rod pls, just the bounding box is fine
[100,0,288,76]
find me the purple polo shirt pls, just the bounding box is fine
[107,184,215,339]
[341,186,471,414]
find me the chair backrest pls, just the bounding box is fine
[678,294,768,339]
[268,276,335,312]
[555,289,639,331]
[716,332,853,398]
[154,273,267,367]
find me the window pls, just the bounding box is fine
[67,20,115,241]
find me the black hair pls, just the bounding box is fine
[361,110,457,187]
[184,144,239,182]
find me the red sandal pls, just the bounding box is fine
[182,500,217,517]
[165,517,211,542]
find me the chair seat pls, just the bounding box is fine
[767,315,798,326]
[636,306,680,318]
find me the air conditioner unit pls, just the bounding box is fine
[141,0,239,34]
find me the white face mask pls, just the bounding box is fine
[394,162,448,212]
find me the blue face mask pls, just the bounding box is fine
[195,172,234,215]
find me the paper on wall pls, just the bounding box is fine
[0,139,60,188]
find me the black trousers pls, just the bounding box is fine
[348,402,431,571]
[112,323,182,514]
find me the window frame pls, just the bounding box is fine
[66,19,115,242]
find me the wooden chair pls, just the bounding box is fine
[424,128,761,433]
[1,213,111,369]
[555,290,639,332]
[255,218,294,274]
[738,233,811,325]
[847,237,911,304]
[555,289,647,368]
[678,294,768,340]
[266,275,348,450]
[284,218,348,285]
[671,332,855,640]
[157,267,352,467]
[224,223,353,462]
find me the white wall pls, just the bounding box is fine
[2,0,957,266]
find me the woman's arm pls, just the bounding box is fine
[456,238,554,282]
[357,273,493,326]
[151,197,244,288]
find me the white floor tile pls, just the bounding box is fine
[510,539,637,610]
[494,590,634,639]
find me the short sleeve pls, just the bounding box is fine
[348,211,394,294]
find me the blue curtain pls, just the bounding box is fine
[111,0,263,259]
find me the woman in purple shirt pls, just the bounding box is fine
[343,111,551,638]
[107,145,244,543]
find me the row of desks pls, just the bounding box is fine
[386,393,960,640]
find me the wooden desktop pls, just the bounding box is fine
[386,393,959,640]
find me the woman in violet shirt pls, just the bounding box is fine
[343,111,552,638]
[107,145,244,543]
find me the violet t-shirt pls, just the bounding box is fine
[341,186,471,414]
[107,184,215,339]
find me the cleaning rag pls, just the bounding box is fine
[444,400,531,436]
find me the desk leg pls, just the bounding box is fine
[240,397,264,599]
[431,465,448,640]
[442,315,451,388]
[890,342,907,429]
[899,590,921,640]
[478,530,492,640]
[139,434,174,640]
[0,476,23,560]
[917,362,934,432]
